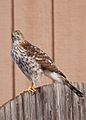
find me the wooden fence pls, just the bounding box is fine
[1,0,86,106]
[0,82,86,120]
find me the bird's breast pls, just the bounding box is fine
[11,48,20,64]
[11,46,43,81]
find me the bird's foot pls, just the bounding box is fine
[26,86,36,94]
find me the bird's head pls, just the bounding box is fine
[12,30,24,43]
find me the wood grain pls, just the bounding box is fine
[65,83,73,120]
[0,0,86,107]
[0,83,86,120]
[4,102,11,120]
[17,95,24,120]
[11,98,18,120]
[0,107,5,120]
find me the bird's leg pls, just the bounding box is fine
[27,83,36,93]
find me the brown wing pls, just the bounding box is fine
[20,40,66,78]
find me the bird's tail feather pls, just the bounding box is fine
[65,80,84,97]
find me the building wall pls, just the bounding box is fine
[0,0,86,105]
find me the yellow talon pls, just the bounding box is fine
[26,85,36,93]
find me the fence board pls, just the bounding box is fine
[11,98,18,120]
[0,107,5,120]
[0,82,86,120]
[78,84,85,120]
[13,0,53,95]
[72,83,81,120]
[17,95,24,120]
[65,84,73,120]
[59,84,66,120]
[35,89,43,120]
[4,102,11,120]
[84,84,86,119]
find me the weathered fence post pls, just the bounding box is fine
[0,83,86,120]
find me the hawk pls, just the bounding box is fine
[11,30,83,97]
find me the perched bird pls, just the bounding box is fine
[11,30,84,97]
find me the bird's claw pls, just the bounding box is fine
[26,86,36,94]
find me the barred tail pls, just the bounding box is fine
[65,80,84,97]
